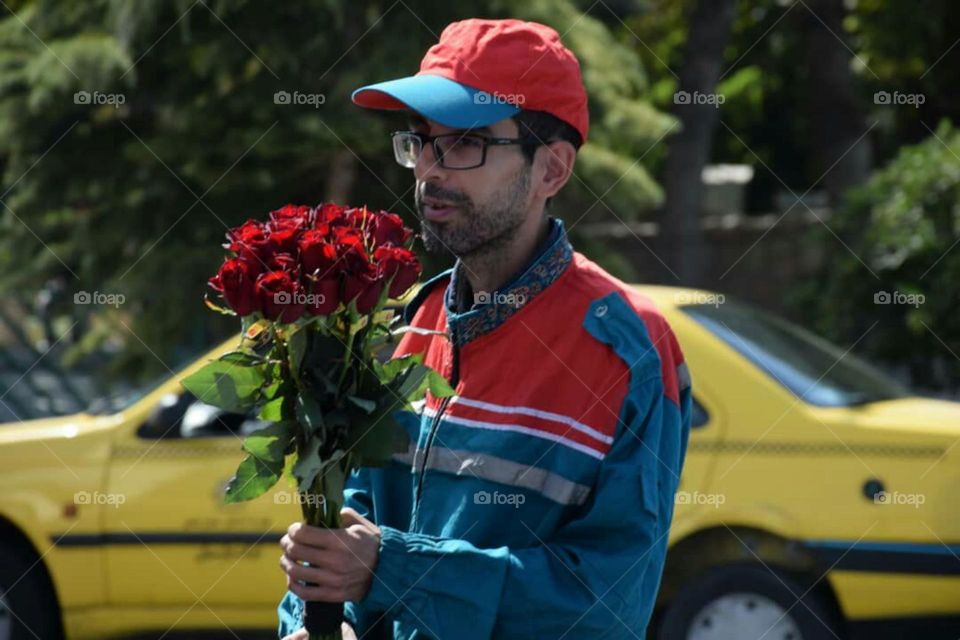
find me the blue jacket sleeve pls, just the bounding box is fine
[276,467,380,638]
[358,372,691,640]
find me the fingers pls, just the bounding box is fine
[280,534,341,572]
[286,521,344,549]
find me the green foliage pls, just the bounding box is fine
[804,120,960,390]
[0,1,673,381]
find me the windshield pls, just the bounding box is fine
[682,301,910,407]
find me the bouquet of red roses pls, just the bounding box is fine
[182,203,452,640]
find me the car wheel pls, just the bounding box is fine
[0,544,63,640]
[658,563,842,640]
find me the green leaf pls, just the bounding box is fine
[344,410,410,466]
[292,441,346,492]
[218,350,264,367]
[287,327,307,375]
[258,396,287,421]
[242,420,295,462]
[373,353,423,385]
[426,368,456,398]
[346,395,376,414]
[181,361,265,412]
[295,392,325,434]
[224,453,283,504]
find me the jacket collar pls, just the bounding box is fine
[442,216,573,347]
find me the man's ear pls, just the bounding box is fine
[535,141,576,200]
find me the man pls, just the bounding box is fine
[278,18,692,640]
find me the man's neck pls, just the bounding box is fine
[461,214,551,297]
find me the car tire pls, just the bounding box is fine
[658,563,842,640]
[0,543,64,640]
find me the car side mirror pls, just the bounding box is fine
[138,392,193,439]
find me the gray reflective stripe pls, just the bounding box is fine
[677,362,691,391]
[392,444,591,506]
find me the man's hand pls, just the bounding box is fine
[281,621,357,640]
[280,507,381,603]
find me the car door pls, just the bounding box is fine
[103,389,300,612]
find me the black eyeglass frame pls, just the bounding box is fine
[390,130,543,170]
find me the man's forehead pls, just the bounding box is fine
[406,113,515,135]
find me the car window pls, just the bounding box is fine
[682,301,910,407]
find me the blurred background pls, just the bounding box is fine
[1,1,959,639]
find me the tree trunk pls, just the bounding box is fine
[801,0,871,207]
[660,0,737,286]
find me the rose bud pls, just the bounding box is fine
[267,216,306,255]
[299,230,340,279]
[375,246,422,298]
[269,204,313,225]
[208,257,261,316]
[370,211,411,247]
[255,270,305,323]
[227,220,271,262]
[315,203,349,228]
[305,277,340,316]
[343,254,383,314]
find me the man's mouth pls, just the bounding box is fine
[421,197,459,222]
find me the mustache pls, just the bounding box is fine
[418,183,470,205]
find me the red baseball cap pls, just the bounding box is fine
[351,18,589,144]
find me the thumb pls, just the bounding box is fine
[339,506,367,527]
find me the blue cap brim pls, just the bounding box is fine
[351,74,520,129]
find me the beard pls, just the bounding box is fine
[414,167,531,258]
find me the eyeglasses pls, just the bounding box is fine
[390,130,540,170]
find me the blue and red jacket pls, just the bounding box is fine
[279,216,692,639]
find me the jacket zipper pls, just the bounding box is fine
[411,326,460,529]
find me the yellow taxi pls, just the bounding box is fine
[0,286,957,640]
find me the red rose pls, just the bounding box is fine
[209,257,261,316]
[227,220,271,262]
[299,230,340,278]
[370,211,411,247]
[333,225,365,252]
[269,204,313,225]
[315,203,349,228]
[343,253,383,314]
[305,277,340,316]
[267,216,306,255]
[375,246,422,298]
[256,270,305,323]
